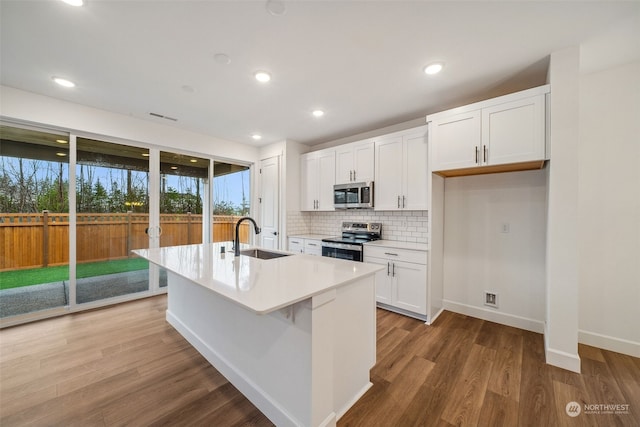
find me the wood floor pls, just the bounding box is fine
[1,296,638,426]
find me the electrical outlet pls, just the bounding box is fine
[484,291,499,308]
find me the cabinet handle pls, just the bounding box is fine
[308,243,317,246]
[475,146,479,164]
[397,196,401,208]
[387,262,390,276]
[384,252,398,256]
[353,170,356,181]
[350,170,353,181]
[483,145,487,163]
[402,195,406,208]
[392,263,396,277]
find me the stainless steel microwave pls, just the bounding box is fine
[334,181,374,209]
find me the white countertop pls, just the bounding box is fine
[287,234,335,240]
[134,242,383,314]
[364,239,429,252]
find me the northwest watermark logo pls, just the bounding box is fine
[566,401,631,417]
[566,402,581,417]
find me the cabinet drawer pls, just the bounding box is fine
[364,246,426,264]
[304,239,322,256]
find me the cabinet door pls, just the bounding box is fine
[365,257,392,304]
[304,239,322,256]
[335,146,355,184]
[374,136,403,210]
[393,261,427,315]
[288,238,304,253]
[300,154,318,211]
[317,150,336,211]
[353,140,375,182]
[403,132,429,210]
[482,95,545,166]
[431,110,481,171]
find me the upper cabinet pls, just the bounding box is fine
[429,85,550,177]
[335,139,375,184]
[301,149,335,211]
[375,126,429,211]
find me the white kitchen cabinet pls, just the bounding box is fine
[374,126,429,211]
[301,148,335,211]
[429,85,549,176]
[335,139,375,184]
[288,236,323,256]
[303,239,322,256]
[288,237,304,254]
[364,244,427,318]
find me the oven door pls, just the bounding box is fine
[321,242,363,262]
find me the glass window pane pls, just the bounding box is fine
[213,162,251,244]
[0,125,70,318]
[75,137,150,304]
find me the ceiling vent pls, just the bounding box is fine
[149,112,178,122]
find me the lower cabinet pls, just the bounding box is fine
[364,245,427,318]
[288,237,322,256]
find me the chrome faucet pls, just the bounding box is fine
[234,216,261,256]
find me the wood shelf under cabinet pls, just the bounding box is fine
[434,160,546,178]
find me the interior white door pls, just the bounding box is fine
[259,156,280,249]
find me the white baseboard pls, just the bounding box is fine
[545,334,581,373]
[427,307,444,325]
[579,329,640,358]
[442,299,545,333]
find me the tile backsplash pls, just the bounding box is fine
[287,210,428,244]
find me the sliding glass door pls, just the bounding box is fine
[75,137,151,304]
[0,125,70,318]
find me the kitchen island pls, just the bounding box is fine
[134,242,383,427]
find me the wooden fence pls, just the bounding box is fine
[0,212,250,271]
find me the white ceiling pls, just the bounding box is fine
[1,1,639,147]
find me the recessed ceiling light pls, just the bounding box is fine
[424,62,444,75]
[170,166,178,170]
[252,134,262,141]
[266,0,286,16]
[52,76,76,88]
[61,0,84,6]
[214,53,231,65]
[312,110,325,118]
[141,153,150,157]
[254,71,271,83]
[56,152,67,157]
[189,159,198,163]
[56,139,68,144]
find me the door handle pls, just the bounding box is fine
[272,231,278,236]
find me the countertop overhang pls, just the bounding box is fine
[134,242,383,315]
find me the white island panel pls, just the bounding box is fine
[134,243,382,427]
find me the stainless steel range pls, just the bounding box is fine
[321,222,382,262]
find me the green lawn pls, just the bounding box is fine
[0,258,149,290]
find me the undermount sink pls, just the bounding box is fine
[239,249,292,260]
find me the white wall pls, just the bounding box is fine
[0,85,259,164]
[578,61,640,357]
[442,170,547,333]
